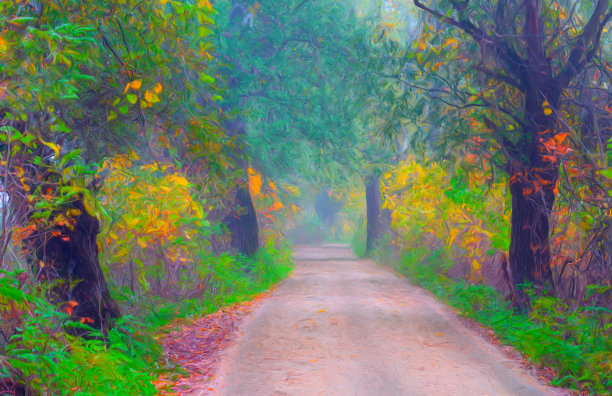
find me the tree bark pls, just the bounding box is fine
[508,161,557,306]
[224,183,259,257]
[31,199,120,332]
[221,115,260,257]
[505,0,561,304]
[365,176,388,255]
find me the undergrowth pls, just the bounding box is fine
[132,238,294,328]
[373,246,612,394]
[0,240,293,395]
[350,221,367,258]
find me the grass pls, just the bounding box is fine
[372,245,612,394]
[1,240,293,395]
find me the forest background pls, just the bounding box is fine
[0,0,610,394]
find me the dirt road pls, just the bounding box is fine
[214,245,563,396]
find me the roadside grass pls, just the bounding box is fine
[371,245,612,394]
[0,240,293,395]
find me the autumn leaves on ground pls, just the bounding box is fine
[1,0,611,395]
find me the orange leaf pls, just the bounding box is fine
[129,80,142,90]
[554,133,568,145]
[248,166,262,197]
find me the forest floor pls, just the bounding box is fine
[161,245,568,396]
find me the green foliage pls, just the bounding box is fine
[0,273,159,395]
[134,238,294,328]
[350,221,368,258]
[384,157,510,270]
[0,0,222,160]
[383,245,612,393]
[98,157,214,299]
[194,238,293,308]
[214,0,394,188]
[1,239,293,394]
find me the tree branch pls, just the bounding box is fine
[279,0,310,16]
[98,25,124,66]
[475,63,522,90]
[413,0,526,87]
[555,0,611,88]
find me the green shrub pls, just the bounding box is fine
[1,240,294,394]
[1,283,159,395]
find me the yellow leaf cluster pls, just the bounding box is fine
[98,156,209,292]
[197,0,213,10]
[383,157,509,276]
[248,166,262,197]
[0,34,9,54]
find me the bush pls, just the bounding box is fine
[0,273,159,395]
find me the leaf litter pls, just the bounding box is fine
[156,293,268,395]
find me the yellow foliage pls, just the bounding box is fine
[197,0,213,9]
[0,35,8,54]
[248,171,300,236]
[383,156,510,278]
[144,89,160,104]
[41,140,60,157]
[248,166,262,197]
[98,156,209,293]
[129,80,142,90]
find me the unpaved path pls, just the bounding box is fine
[214,245,564,396]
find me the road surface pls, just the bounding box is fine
[214,245,562,396]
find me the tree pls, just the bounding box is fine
[351,3,425,254]
[0,0,224,329]
[214,0,390,248]
[409,0,611,306]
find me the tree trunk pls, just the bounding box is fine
[508,162,557,307]
[506,0,561,306]
[221,115,259,257]
[31,199,120,332]
[224,183,259,257]
[365,176,388,255]
[507,97,560,306]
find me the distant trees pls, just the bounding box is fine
[214,0,395,249]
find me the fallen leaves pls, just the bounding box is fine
[157,294,268,395]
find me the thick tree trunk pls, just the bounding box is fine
[507,107,560,306]
[221,115,259,257]
[508,161,557,307]
[1,111,119,333]
[505,0,561,306]
[365,176,388,255]
[224,183,259,257]
[32,199,120,332]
